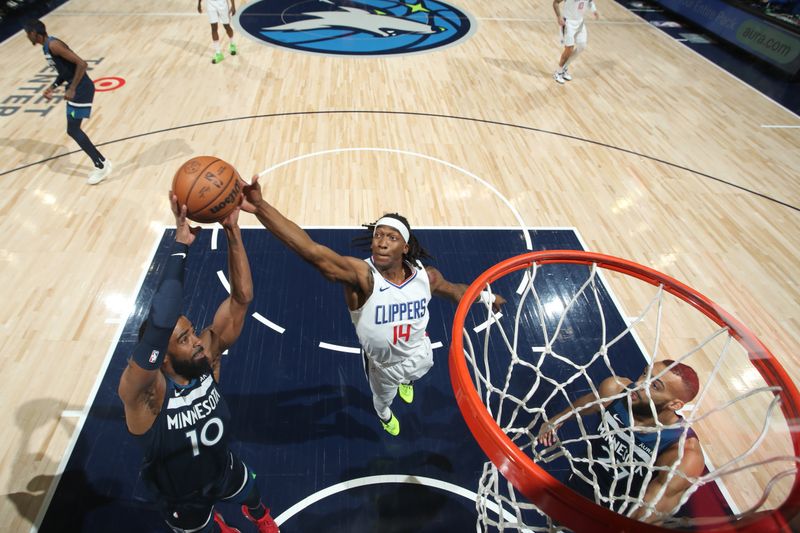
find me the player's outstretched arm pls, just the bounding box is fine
[240,176,368,287]
[209,206,253,356]
[536,375,630,446]
[633,437,704,523]
[426,266,507,312]
[118,193,199,434]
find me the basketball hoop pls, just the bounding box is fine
[449,251,800,532]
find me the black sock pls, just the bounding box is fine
[246,502,266,520]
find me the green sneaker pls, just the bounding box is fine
[398,383,414,404]
[212,52,224,64]
[229,43,238,55]
[381,413,400,436]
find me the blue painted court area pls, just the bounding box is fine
[37,228,727,532]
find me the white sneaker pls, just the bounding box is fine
[553,70,566,84]
[561,68,572,81]
[87,159,112,185]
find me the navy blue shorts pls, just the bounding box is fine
[66,77,95,120]
[160,451,254,532]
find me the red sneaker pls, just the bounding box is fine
[213,512,242,533]
[242,505,280,533]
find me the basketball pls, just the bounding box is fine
[171,156,242,223]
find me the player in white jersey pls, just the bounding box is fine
[240,176,505,436]
[552,0,599,84]
[198,0,237,64]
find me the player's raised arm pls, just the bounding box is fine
[209,205,253,357]
[633,437,704,523]
[536,375,629,446]
[240,176,369,288]
[427,266,507,312]
[118,193,199,434]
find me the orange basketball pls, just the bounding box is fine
[171,156,242,223]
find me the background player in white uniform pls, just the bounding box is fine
[198,0,237,64]
[552,0,600,84]
[240,176,505,436]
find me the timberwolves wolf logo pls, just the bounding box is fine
[237,0,475,56]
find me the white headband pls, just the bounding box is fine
[374,217,410,243]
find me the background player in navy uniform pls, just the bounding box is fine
[239,175,505,436]
[117,193,279,533]
[537,360,704,523]
[23,19,112,185]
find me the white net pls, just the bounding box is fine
[457,255,800,532]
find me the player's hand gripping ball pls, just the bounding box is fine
[172,156,242,223]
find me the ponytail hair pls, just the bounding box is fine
[352,213,433,265]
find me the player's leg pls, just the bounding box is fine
[68,80,112,184]
[66,116,110,185]
[561,21,587,80]
[362,352,401,435]
[217,453,279,533]
[398,339,434,404]
[554,19,578,84]
[223,24,237,55]
[210,22,224,63]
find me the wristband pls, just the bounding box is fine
[130,241,188,370]
[479,290,496,306]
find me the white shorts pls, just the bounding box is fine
[363,338,434,419]
[206,0,230,25]
[561,18,587,47]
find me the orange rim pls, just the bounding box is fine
[449,250,800,532]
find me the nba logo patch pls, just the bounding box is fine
[236,0,476,56]
[149,350,159,364]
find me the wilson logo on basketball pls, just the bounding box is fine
[237,0,475,57]
[210,181,242,215]
[172,155,242,223]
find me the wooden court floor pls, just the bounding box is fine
[0,0,798,531]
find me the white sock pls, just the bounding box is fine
[213,40,221,54]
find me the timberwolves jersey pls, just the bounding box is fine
[350,258,431,366]
[139,373,231,501]
[43,36,93,89]
[589,390,697,501]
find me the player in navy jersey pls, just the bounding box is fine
[240,176,505,436]
[23,19,112,185]
[536,360,704,523]
[118,193,278,533]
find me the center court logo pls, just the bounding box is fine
[236,0,475,56]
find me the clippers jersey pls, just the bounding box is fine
[350,258,431,366]
[561,0,593,20]
[138,373,231,501]
[589,389,697,504]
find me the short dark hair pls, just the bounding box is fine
[23,19,46,35]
